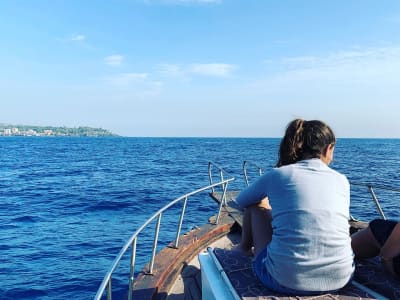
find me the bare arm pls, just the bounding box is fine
[235,173,270,208]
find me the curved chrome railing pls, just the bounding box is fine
[94,167,235,300]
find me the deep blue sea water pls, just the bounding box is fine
[0,137,399,300]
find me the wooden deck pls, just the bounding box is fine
[163,191,242,300]
[130,191,241,300]
[167,232,241,300]
[131,208,240,300]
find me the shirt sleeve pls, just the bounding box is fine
[235,171,271,209]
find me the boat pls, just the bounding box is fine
[94,161,400,300]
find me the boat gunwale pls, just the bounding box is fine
[131,211,238,300]
[94,174,235,300]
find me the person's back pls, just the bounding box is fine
[264,158,354,291]
[235,119,354,295]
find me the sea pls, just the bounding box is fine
[0,137,399,300]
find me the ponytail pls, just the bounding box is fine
[276,119,336,167]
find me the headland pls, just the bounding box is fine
[0,123,118,137]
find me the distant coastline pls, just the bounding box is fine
[0,123,118,137]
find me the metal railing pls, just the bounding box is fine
[94,168,235,300]
[243,160,264,187]
[207,161,236,224]
[350,182,400,220]
[208,161,234,194]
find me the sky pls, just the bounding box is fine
[1,0,400,138]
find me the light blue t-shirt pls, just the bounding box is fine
[236,158,354,291]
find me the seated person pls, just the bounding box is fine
[351,219,400,278]
[235,119,354,295]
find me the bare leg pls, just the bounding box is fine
[236,204,254,254]
[236,197,272,256]
[351,226,380,259]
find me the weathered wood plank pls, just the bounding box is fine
[131,211,237,300]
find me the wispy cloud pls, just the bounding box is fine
[104,73,149,86]
[57,33,86,43]
[170,0,221,3]
[188,63,236,76]
[278,47,400,70]
[102,72,163,96]
[104,55,125,66]
[158,63,185,79]
[253,46,400,96]
[159,62,237,79]
[70,34,86,41]
[143,0,221,5]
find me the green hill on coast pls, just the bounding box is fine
[0,123,118,137]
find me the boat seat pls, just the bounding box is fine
[206,247,400,299]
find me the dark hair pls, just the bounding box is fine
[276,119,336,167]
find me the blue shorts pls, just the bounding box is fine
[252,246,335,296]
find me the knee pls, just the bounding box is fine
[258,197,272,210]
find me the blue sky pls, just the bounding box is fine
[1,0,400,137]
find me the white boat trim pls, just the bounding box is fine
[198,247,241,300]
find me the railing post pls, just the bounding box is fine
[174,196,188,248]
[243,161,263,187]
[128,238,137,300]
[107,278,112,300]
[208,162,214,193]
[215,181,229,225]
[149,213,162,274]
[368,185,386,220]
[219,170,227,206]
[243,161,249,187]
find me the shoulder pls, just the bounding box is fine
[325,165,350,186]
[262,165,291,180]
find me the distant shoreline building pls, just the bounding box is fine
[0,124,117,137]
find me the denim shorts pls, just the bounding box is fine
[252,246,328,296]
[369,218,400,276]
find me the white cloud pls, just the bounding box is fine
[188,63,236,77]
[144,0,221,4]
[104,73,149,86]
[257,46,400,89]
[104,55,125,66]
[242,46,400,138]
[279,47,400,70]
[159,62,237,79]
[158,63,185,79]
[70,34,86,41]
[172,0,221,3]
[57,34,86,43]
